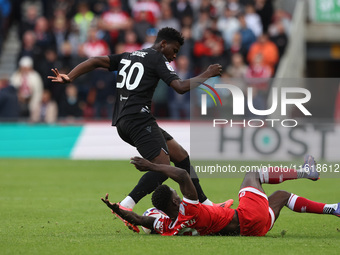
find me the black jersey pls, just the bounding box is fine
[108,48,179,125]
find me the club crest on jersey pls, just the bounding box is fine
[179,203,185,215]
[165,62,174,71]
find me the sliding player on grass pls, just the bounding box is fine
[102,155,339,236]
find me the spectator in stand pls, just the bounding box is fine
[125,30,141,52]
[31,89,58,123]
[72,2,96,44]
[59,41,76,71]
[193,28,225,73]
[134,11,154,43]
[244,3,263,38]
[270,9,291,35]
[237,13,257,53]
[17,30,38,63]
[157,3,181,31]
[254,0,274,33]
[244,53,271,118]
[227,52,248,79]
[247,33,279,76]
[192,10,212,41]
[268,20,288,58]
[199,0,217,16]
[34,16,57,63]
[170,0,193,25]
[52,12,71,57]
[178,26,195,67]
[0,0,11,52]
[99,0,132,47]
[91,0,109,16]
[59,83,83,119]
[168,55,191,120]
[226,0,242,16]
[245,53,271,83]
[93,73,115,119]
[230,32,247,61]
[36,48,60,90]
[51,0,77,19]
[81,26,113,118]
[0,76,19,120]
[132,0,161,26]
[217,6,240,49]
[10,56,43,118]
[82,27,111,58]
[19,4,39,38]
[141,27,157,49]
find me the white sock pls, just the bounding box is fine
[286,194,299,211]
[202,198,213,206]
[120,196,136,210]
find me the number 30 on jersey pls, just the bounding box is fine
[117,59,144,90]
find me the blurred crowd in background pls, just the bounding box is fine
[0,0,292,123]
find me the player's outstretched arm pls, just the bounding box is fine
[130,156,198,201]
[47,56,111,83]
[101,193,155,229]
[170,64,223,94]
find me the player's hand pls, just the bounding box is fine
[101,193,120,212]
[130,156,151,172]
[47,68,71,83]
[207,64,223,77]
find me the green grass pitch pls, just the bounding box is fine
[0,159,339,255]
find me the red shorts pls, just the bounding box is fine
[236,187,275,236]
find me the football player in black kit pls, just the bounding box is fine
[48,27,223,233]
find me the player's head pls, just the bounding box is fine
[152,184,181,213]
[154,27,184,46]
[153,27,184,62]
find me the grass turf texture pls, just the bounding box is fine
[0,159,339,255]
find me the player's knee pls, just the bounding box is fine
[168,140,188,162]
[271,190,291,202]
[244,171,260,180]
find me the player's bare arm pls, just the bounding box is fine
[170,64,223,94]
[130,156,198,201]
[47,56,111,83]
[101,193,155,229]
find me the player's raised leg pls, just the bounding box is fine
[259,155,319,184]
[240,171,265,192]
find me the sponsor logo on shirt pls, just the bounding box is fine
[131,51,148,58]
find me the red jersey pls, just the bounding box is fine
[153,197,235,236]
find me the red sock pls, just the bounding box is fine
[259,167,297,184]
[287,194,325,214]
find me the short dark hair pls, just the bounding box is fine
[152,184,173,211]
[155,27,184,46]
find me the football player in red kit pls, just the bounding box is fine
[102,155,340,236]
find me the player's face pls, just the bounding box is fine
[161,41,181,63]
[170,188,182,207]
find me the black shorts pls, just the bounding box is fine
[116,113,173,160]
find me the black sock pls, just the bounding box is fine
[128,171,168,204]
[175,156,208,203]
